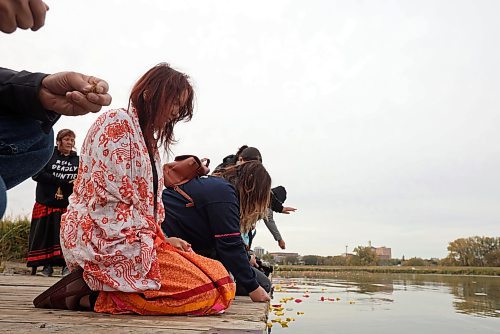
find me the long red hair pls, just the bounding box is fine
[129,63,194,154]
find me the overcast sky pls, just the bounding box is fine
[2,0,499,259]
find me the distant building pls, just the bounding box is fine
[374,247,391,260]
[369,240,392,260]
[268,252,300,264]
[254,246,265,257]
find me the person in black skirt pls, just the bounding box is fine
[27,129,79,276]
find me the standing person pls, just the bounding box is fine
[162,161,272,302]
[27,129,79,277]
[34,63,235,315]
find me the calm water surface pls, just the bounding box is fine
[269,273,499,334]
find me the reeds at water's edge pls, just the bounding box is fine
[0,216,30,270]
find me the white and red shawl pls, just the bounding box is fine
[61,107,166,292]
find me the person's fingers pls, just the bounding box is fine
[62,73,94,93]
[66,91,104,114]
[29,0,48,31]
[14,0,34,30]
[0,3,16,33]
[86,92,112,106]
[94,80,109,94]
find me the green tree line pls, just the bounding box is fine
[264,236,499,267]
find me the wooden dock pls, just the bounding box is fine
[0,274,269,333]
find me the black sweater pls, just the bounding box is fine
[162,176,259,293]
[0,67,59,133]
[32,148,79,207]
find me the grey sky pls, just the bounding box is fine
[2,0,499,258]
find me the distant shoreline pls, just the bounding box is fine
[275,265,500,276]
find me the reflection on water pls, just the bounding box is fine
[269,272,499,334]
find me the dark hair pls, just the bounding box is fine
[239,146,262,162]
[219,161,271,233]
[234,145,248,160]
[271,186,287,204]
[129,63,194,154]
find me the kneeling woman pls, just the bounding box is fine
[34,64,235,315]
[162,160,272,302]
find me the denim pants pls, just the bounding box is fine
[0,116,54,219]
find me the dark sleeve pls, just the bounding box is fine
[32,167,63,185]
[206,201,260,293]
[0,67,60,132]
[31,151,63,185]
[271,194,284,213]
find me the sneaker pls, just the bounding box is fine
[30,267,38,276]
[41,265,54,277]
[62,266,70,276]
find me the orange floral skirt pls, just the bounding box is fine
[94,243,236,315]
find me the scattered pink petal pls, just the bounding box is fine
[294,299,303,303]
[320,296,325,301]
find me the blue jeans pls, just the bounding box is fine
[0,116,54,219]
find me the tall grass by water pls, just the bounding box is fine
[0,216,30,262]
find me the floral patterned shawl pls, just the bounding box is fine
[61,107,166,292]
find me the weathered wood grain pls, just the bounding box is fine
[0,274,268,333]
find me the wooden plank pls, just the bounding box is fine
[0,274,269,333]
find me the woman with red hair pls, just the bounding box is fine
[34,63,235,315]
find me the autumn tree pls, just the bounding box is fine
[445,236,500,266]
[353,246,378,265]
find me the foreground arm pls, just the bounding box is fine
[0,68,111,131]
[39,71,111,116]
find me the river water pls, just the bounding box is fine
[268,272,499,333]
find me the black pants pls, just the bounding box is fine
[235,267,272,296]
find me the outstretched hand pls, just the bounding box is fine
[39,72,112,116]
[281,206,297,214]
[0,0,49,33]
[165,237,192,252]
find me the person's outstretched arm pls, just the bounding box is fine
[0,68,111,131]
[39,71,112,116]
[263,209,283,241]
